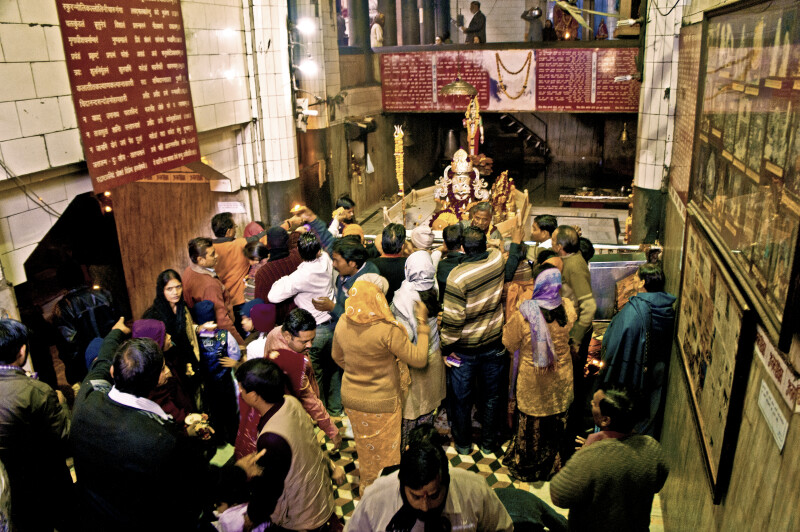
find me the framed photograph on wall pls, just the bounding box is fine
[676,211,756,502]
[688,0,800,351]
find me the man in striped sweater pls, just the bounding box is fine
[440,227,506,455]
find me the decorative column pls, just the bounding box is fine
[631,0,686,243]
[421,0,436,44]
[378,0,398,46]
[400,0,420,45]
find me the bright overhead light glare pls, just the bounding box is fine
[296,18,316,35]
[224,69,235,80]
[297,56,317,75]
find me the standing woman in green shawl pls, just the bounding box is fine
[501,264,576,481]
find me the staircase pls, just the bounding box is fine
[497,113,550,165]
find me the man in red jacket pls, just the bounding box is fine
[182,237,244,344]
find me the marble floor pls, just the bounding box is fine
[321,411,664,530]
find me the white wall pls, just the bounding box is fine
[451,0,528,44]
[0,0,302,285]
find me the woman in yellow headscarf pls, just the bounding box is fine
[331,279,430,490]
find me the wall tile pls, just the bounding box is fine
[0,24,48,62]
[24,176,66,211]
[214,101,236,127]
[1,136,49,176]
[43,26,65,61]
[0,187,30,218]
[58,96,78,129]
[234,99,251,123]
[188,54,211,81]
[32,61,71,98]
[63,172,93,197]
[45,129,83,167]
[7,207,52,249]
[202,79,225,105]
[182,2,207,29]
[0,0,20,23]
[0,243,36,285]
[16,98,63,136]
[18,0,59,25]
[194,105,217,132]
[0,63,36,102]
[0,101,21,141]
[0,217,12,255]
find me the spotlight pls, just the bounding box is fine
[296,18,316,35]
[297,55,318,75]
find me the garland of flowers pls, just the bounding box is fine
[496,52,532,100]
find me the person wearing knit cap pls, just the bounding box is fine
[239,298,265,335]
[191,301,242,444]
[344,224,380,259]
[253,227,303,325]
[132,319,197,424]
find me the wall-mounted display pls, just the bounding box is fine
[677,213,755,502]
[689,0,800,348]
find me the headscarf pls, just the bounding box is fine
[267,227,290,261]
[132,319,167,350]
[357,273,389,295]
[518,268,562,371]
[250,303,277,333]
[244,221,264,238]
[411,225,434,250]
[392,251,435,342]
[345,280,398,326]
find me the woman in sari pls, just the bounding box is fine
[390,251,446,448]
[502,265,576,481]
[331,279,429,490]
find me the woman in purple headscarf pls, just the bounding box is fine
[501,264,576,481]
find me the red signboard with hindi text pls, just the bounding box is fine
[56,0,199,192]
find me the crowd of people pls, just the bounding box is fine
[0,194,673,531]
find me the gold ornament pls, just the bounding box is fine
[496,52,532,100]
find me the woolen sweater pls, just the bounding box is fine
[550,434,669,531]
[440,248,505,354]
[332,319,429,413]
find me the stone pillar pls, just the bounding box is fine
[378,0,398,46]
[421,0,436,44]
[631,0,684,243]
[400,0,420,45]
[347,0,369,46]
[434,0,450,41]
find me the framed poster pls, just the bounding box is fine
[676,212,756,502]
[688,0,800,350]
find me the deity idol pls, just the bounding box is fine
[431,148,490,229]
[463,97,484,157]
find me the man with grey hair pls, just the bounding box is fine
[460,201,503,242]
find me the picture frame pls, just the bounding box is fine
[688,0,800,351]
[676,211,756,502]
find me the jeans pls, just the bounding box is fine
[447,346,506,450]
[308,321,342,415]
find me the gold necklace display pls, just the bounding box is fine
[495,52,532,100]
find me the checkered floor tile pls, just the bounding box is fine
[318,409,663,530]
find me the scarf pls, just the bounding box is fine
[518,268,562,371]
[392,251,435,342]
[345,280,399,326]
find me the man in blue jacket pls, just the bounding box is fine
[599,262,676,437]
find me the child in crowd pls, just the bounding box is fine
[192,301,243,445]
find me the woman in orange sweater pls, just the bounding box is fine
[331,278,429,490]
